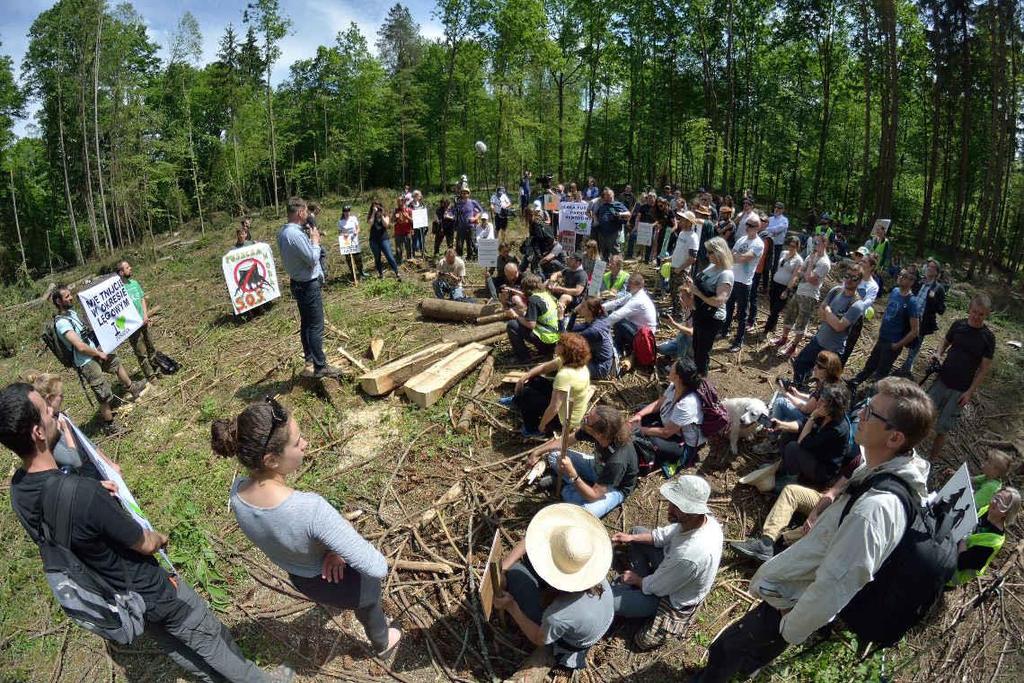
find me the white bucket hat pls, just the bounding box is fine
[659,475,711,515]
[738,461,781,494]
[525,503,613,593]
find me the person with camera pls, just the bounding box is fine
[366,200,402,280]
[433,249,467,301]
[50,285,148,435]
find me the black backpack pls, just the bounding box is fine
[837,473,957,647]
[41,314,77,369]
[153,351,180,375]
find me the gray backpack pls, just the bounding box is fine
[37,474,146,644]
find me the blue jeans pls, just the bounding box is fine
[792,337,824,385]
[657,332,693,362]
[771,396,807,426]
[290,278,326,370]
[433,279,465,300]
[612,526,664,618]
[369,237,400,276]
[546,449,625,518]
[747,274,761,327]
[724,281,751,345]
[899,333,928,374]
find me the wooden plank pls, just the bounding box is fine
[369,338,384,360]
[403,343,491,408]
[441,321,507,345]
[419,298,502,322]
[479,529,505,621]
[358,342,457,396]
[500,370,527,384]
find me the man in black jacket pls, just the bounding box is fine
[898,258,946,376]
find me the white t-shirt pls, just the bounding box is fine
[732,234,764,286]
[796,253,831,299]
[670,229,700,269]
[766,215,789,245]
[475,221,495,241]
[773,251,804,286]
[338,216,359,235]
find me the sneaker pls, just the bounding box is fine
[730,536,775,563]
[728,343,743,353]
[314,365,343,379]
[129,381,150,401]
[497,395,516,409]
[520,426,545,439]
[661,461,680,478]
[534,474,555,491]
[778,343,796,358]
[267,665,295,683]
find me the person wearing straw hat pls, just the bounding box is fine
[610,476,723,651]
[495,503,614,670]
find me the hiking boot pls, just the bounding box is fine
[129,381,150,401]
[267,665,295,683]
[314,365,343,379]
[730,536,775,563]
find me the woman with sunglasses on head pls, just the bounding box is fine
[212,398,401,657]
[757,351,844,457]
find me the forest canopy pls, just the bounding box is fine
[0,0,1021,284]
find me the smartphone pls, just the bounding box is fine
[756,414,773,429]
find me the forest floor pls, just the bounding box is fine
[2,204,1024,682]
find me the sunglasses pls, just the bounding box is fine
[261,396,288,453]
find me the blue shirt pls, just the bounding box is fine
[573,317,614,370]
[584,185,600,200]
[54,309,96,369]
[594,201,628,235]
[277,223,322,282]
[878,287,922,343]
[454,199,482,230]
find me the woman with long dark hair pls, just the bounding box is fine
[367,201,401,280]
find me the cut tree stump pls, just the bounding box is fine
[358,342,457,396]
[441,321,508,345]
[404,343,491,408]
[418,298,502,322]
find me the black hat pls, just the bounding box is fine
[571,250,585,263]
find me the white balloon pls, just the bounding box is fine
[475,140,488,153]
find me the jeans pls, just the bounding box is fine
[792,337,824,385]
[840,317,865,365]
[596,229,621,260]
[506,319,557,362]
[764,281,789,333]
[545,449,625,518]
[657,332,693,362]
[625,230,637,259]
[369,237,400,277]
[412,227,427,256]
[694,602,789,683]
[128,324,158,379]
[612,527,665,618]
[394,234,412,263]
[146,579,269,682]
[612,319,640,355]
[853,339,901,384]
[771,396,807,426]
[724,282,751,345]
[290,278,326,370]
[290,571,389,652]
[433,279,466,301]
[899,333,929,374]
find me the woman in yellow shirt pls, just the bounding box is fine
[499,332,593,438]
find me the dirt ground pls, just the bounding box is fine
[1,211,1023,682]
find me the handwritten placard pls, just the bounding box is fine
[558,201,592,236]
[478,238,500,268]
[412,207,430,230]
[636,222,654,247]
[222,242,282,315]
[588,259,606,296]
[77,277,144,353]
[338,233,361,255]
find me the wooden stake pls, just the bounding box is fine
[336,344,368,372]
[348,254,359,285]
[555,395,573,498]
[369,338,385,360]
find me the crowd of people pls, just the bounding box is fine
[0,176,1017,683]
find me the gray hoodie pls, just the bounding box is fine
[750,451,930,644]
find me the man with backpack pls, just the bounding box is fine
[0,383,294,682]
[694,378,954,682]
[848,268,921,389]
[117,260,162,382]
[47,285,148,435]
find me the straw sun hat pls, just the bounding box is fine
[525,503,613,593]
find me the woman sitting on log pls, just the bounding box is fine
[499,332,593,438]
[212,398,401,657]
[495,503,614,671]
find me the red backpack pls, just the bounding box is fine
[696,379,730,437]
[632,326,657,367]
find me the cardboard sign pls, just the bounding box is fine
[77,276,144,353]
[559,232,577,256]
[636,221,654,247]
[873,218,891,234]
[412,207,430,230]
[479,530,505,621]
[70,418,175,572]
[339,233,361,256]
[558,201,592,236]
[222,242,281,315]
[935,463,979,544]
[544,193,560,212]
[478,238,500,267]
[588,259,606,296]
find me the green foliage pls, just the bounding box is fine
[360,277,421,300]
[166,496,231,611]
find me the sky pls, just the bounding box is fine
[0,0,444,138]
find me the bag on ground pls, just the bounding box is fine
[632,326,657,367]
[153,351,181,375]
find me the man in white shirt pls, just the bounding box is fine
[669,210,700,317]
[694,378,936,682]
[337,205,365,277]
[490,187,511,239]
[763,202,789,289]
[723,214,764,352]
[603,273,657,355]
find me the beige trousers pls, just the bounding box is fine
[762,484,821,542]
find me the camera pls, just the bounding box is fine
[756,414,774,429]
[537,174,554,190]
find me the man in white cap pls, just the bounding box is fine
[610,476,723,651]
[495,503,615,671]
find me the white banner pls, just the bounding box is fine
[222,242,282,315]
[478,238,500,268]
[935,463,979,544]
[77,276,144,353]
[558,201,592,236]
[412,207,430,230]
[636,222,654,247]
[588,259,606,297]
[339,233,361,256]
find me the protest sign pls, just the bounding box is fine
[70,419,175,572]
[339,233,361,255]
[588,259,606,296]
[222,242,281,315]
[544,193,560,212]
[559,232,577,256]
[478,238,500,267]
[558,201,592,236]
[636,221,654,247]
[936,463,978,544]
[77,277,143,353]
[873,218,891,234]
[412,207,430,230]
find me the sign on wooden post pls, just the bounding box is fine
[588,260,606,297]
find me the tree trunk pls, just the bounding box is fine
[856,0,872,231]
[950,46,972,266]
[57,85,84,265]
[9,168,27,276]
[265,68,279,215]
[871,0,899,222]
[556,75,565,180]
[92,11,112,250]
[79,85,102,255]
[185,94,205,234]
[916,75,941,256]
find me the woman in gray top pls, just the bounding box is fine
[212,398,400,656]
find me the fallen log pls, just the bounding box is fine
[358,342,457,396]
[404,343,491,408]
[419,298,502,322]
[475,311,508,325]
[441,321,507,345]
[389,559,453,575]
[457,356,496,433]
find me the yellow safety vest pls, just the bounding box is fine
[532,291,561,345]
[948,507,1005,587]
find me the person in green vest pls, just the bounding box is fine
[949,486,1020,587]
[505,273,560,363]
[602,255,630,294]
[973,450,1013,512]
[117,260,162,381]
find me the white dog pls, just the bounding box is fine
[722,397,770,455]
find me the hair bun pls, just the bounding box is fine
[210,419,239,458]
